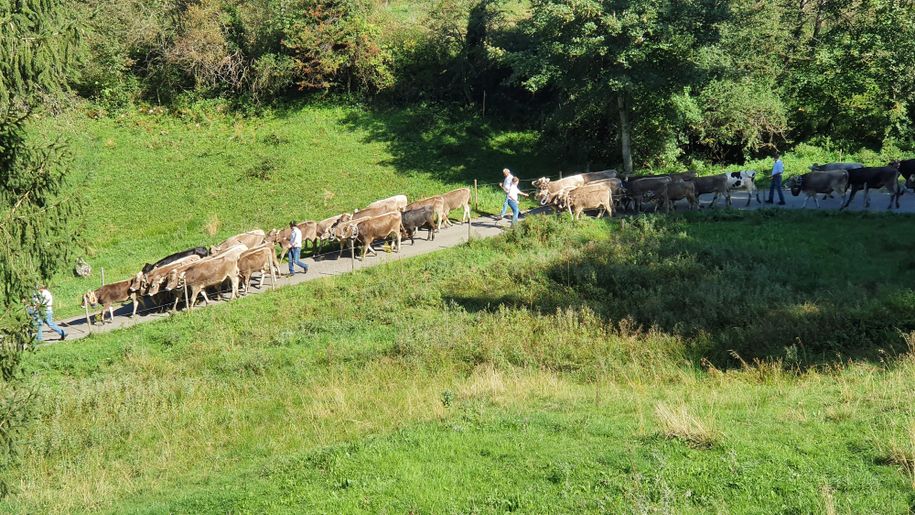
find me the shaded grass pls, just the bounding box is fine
[4,211,915,512]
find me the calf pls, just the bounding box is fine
[365,194,408,212]
[339,212,403,261]
[238,245,280,293]
[210,229,265,255]
[401,205,437,244]
[725,171,761,206]
[690,174,731,207]
[841,166,902,209]
[82,273,143,324]
[440,187,472,225]
[667,180,698,211]
[405,196,446,230]
[622,176,671,213]
[787,171,848,208]
[565,183,614,220]
[164,252,241,310]
[141,247,208,274]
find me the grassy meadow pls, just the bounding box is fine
[34,102,553,319]
[7,211,915,512]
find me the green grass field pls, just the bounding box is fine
[34,101,554,319]
[7,211,915,512]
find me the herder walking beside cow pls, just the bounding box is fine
[29,285,66,341]
[497,168,515,222]
[766,154,786,205]
[286,221,309,276]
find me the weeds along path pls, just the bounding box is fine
[40,190,914,344]
[45,216,508,343]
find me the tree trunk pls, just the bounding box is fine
[618,95,633,176]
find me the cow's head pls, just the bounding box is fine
[532,177,550,189]
[889,160,901,170]
[164,269,184,291]
[785,177,801,197]
[128,272,144,293]
[82,290,98,308]
[146,275,163,296]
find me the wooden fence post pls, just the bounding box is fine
[100,267,105,287]
[350,243,355,272]
[473,179,479,213]
[559,171,563,179]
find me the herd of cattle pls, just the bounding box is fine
[532,158,915,217]
[80,188,472,325]
[80,158,915,326]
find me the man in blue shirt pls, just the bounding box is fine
[766,153,786,205]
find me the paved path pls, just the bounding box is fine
[40,188,914,344]
[42,217,508,344]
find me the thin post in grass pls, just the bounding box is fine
[350,242,355,272]
[183,283,190,312]
[85,304,92,334]
[467,217,471,243]
[473,179,478,213]
[559,170,563,179]
[100,267,105,287]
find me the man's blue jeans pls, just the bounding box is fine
[507,198,520,226]
[30,308,64,341]
[768,174,785,203]
[288,246,308,274]
[499,195,510,218]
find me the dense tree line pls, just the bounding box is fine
[1,0,82,494]
[68,0,915,167]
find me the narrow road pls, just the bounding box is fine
[40,189,914,344]
[43,217,507,344]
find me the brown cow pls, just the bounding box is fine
[667,180,698,210]
[440,187,471,225]
[534,175,586,206]
[622,176,671,213]
[365,194,408,212]
[339,211,403,261]
[142,254,202,297]
[210,229,265,255]
[565,183,614,220]
[238,245,280,292]
[689,174,731,207]
[82,273,143,324]
[267,221,318,260]
[164,251,241,311]
[405,196,446,230]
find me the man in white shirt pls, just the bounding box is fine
[286,221,309,276]
[30,285,66,341]
[766,153,786,205]
[497,168,514,221]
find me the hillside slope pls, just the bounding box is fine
[7,212,915,512]
[35,103,551,318]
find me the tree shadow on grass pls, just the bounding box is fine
[445,210,915,369]
[336,103,562,185]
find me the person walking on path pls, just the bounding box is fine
[29,285,66,341]
[286,221,309,276]
[497,168,514,221]
[503,176,529,227]
[766,153,786,205]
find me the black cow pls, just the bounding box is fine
[896,159,915,190]
[842,166,902,210]
[141,247,209,274]
[400,205,436,244]
[810,162,863,172]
